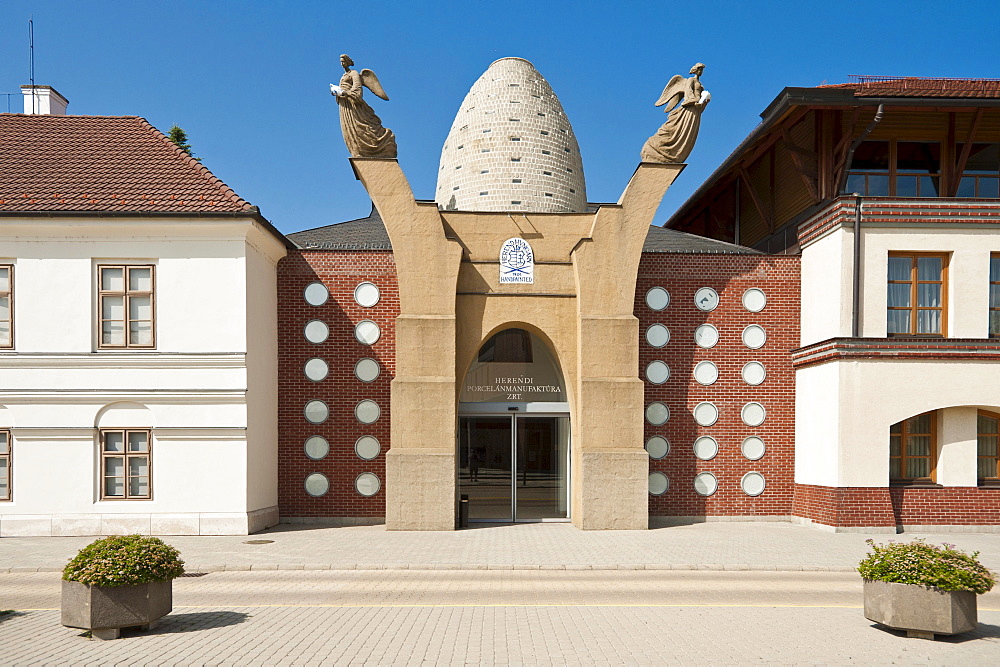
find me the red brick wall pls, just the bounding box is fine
[637,253,801,518]
[793,484,1000,527]
[277,250,398,518]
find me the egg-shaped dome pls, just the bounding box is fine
[435,58,587,213]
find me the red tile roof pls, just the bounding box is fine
[818,76,1000,98]
[0,114,253,213]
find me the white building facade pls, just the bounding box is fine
[0,105,288,536]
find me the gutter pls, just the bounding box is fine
[852,195,863,337]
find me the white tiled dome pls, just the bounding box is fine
[435,58,587,213]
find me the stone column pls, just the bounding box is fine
[351,158,464,530]
[571,163,683,529]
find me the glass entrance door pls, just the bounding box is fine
[459,415,569,522]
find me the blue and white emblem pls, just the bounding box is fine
[499,237,534,284]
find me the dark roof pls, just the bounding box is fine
[642,225,761,254]
[289,205,760,254]
[0,114,252,213]
[289,205,391,250]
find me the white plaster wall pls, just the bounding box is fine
[797,358,1000,487]
[244,233,282,512]
[794,361,842,486]
[937,406,978,487]
[799,229,852,346]
[0,217,286,533]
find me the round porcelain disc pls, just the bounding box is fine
[694,287,720,312]
[645,403,670,425]
[742,288,767,313]
[354,358,380,382]
[645,361,670,384]
[304,436,329,460]
[693,361,719,385]
[742,361,766,386]
[304,320,329,344]
[354,282,380,308]
[693,402,719,427]
[354,400,381,424]
[355,320,381,345]
[693,436,719,460]
[741,472,766,496]
[645,436,670,459]
[355,472,381,497]
[693,472,718,496]
[648,472,669,495]
[355,436,381,460]
[694,324,719,349]
[645,324,670,348]
[741,402,766,427]
[742,436,766,461]
[303,400,328,424]
[742,325,767,349]
[645,287,670,311]
[304,473,329,497]
[304,282,329,306]
[304,358,328,382]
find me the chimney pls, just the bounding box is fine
[21,85,69,115]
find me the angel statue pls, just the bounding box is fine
[330,54,397,158]
[640,63,711,164]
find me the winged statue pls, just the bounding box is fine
[641,63,711,164]
[330,54,397,158]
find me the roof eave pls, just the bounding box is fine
[664,87,1000,229]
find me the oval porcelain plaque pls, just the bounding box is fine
[742,288,767,313]
[693,361,719,386]
[355,472,381,497]
[645,324,671,348]
[694,287,720,312]
[645,361,670,384]
[693,436,719,461]
[648,472,669,496]
[693,472,718,496]
[693,402,719,427]
[354,282,380,307]
[742,361,766,386]
[742,436,766,461]
[694,324,719,349]
[304,282,329,306]
[645,436,670,459]
[645,402,670,425]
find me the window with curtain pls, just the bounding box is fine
[978,412,1000,482]
[890,412,936,482]
[0,265,11,348]
[98,265,154,349]
[0,430,10,501]
[887,253,947,336]
[100,429,151,499]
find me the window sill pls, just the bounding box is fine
[977,480,1000,489]
[889,481,942,489]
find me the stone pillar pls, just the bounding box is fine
[352,158,463,530]
[571,163,683,529]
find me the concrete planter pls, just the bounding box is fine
[863,579,977,639]
[61,579,173,640]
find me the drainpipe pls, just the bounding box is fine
[852,195,862,338]
[838,104,885,196]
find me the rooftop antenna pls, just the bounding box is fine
[29,16,36,113]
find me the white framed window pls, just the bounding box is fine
[0,265,11,348]
[0,430,10,500]
[100,429,151,500]
[98,265,155,348]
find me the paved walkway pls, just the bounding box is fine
[3,521,1000,573]
[3,570,1000,664]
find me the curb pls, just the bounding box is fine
[1,564,859,574]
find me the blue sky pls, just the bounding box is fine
[2,1,998,234]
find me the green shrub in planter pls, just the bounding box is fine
[858,538,995,594]
[62,534,185,587]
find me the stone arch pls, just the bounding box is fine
[94,401,155,429]
[459,323,567,405]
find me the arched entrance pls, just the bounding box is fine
[458,328,569,521]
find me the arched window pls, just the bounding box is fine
[978,411,1000,482]
[889,412,936,482]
